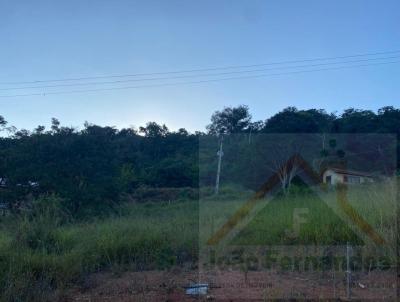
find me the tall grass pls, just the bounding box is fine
[0,181,397,301]
[199,181,398,265]
[0,199,198,301]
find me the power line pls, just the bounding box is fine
[1,50,399,85]
[1,60,399,98]
[1,55,399,91]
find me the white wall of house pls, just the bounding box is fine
[322,169,372,185]
[323,169,342,185]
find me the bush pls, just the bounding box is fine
[12,195,70,251]
[0,199,198,301]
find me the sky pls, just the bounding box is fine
[0,0,399,132]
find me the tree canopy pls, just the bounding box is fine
[1,105,399,217]
[206,105,252,135]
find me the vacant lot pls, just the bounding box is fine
[0,182,397,301]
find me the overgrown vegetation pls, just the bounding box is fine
[0,106,399,301]
[0,197,198,301]
[0,182,396,301]
[1,106,399,217]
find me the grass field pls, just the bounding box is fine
[200,183,397,264]
[0,181,397,301]
[198,182,397,277]
[0,200,198,301]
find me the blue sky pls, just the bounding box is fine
[1,0,399,132]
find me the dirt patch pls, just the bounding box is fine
[64,268,398,301]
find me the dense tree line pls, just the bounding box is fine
[0,119,198,216]
[207,105,400,136]
[1,105,399,216]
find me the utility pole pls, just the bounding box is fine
[346,242,352,300]
[215,136,223,195]
[248,127,252,144]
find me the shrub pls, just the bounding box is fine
[12,195,70,251]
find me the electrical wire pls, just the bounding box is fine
[1,55,399,91]
[1,59,399,98]
[1,50,399,85]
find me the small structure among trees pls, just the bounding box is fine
[322,168,374,185]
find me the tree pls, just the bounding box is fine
[265,138,304,194]
[34,125,46,134]
[333,108,377,133]
[263,107,334,133]
[1,105,399,218]
[206,105,252,135]
[139,122,169,137]
[176,128,189,136]
[51,118,61,133]
[247,120,264,143]
[0,115,6,129]
[377,106,400,134]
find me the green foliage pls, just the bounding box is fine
[127,186,198,202]
[0,199,198,301]
[262,107,334,133]
[0,106,399,300]
[0,115,6,128]
[11,195,69,251]
[0,182,397,300]
[139,122,169,137]
[200,182,397,260]
[117,163,138,192]
[206,105,252,134]
[231,188,362,246]
[1,105,400,217]
[0,120,198,217]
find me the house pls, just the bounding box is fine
[322,168,374,185]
